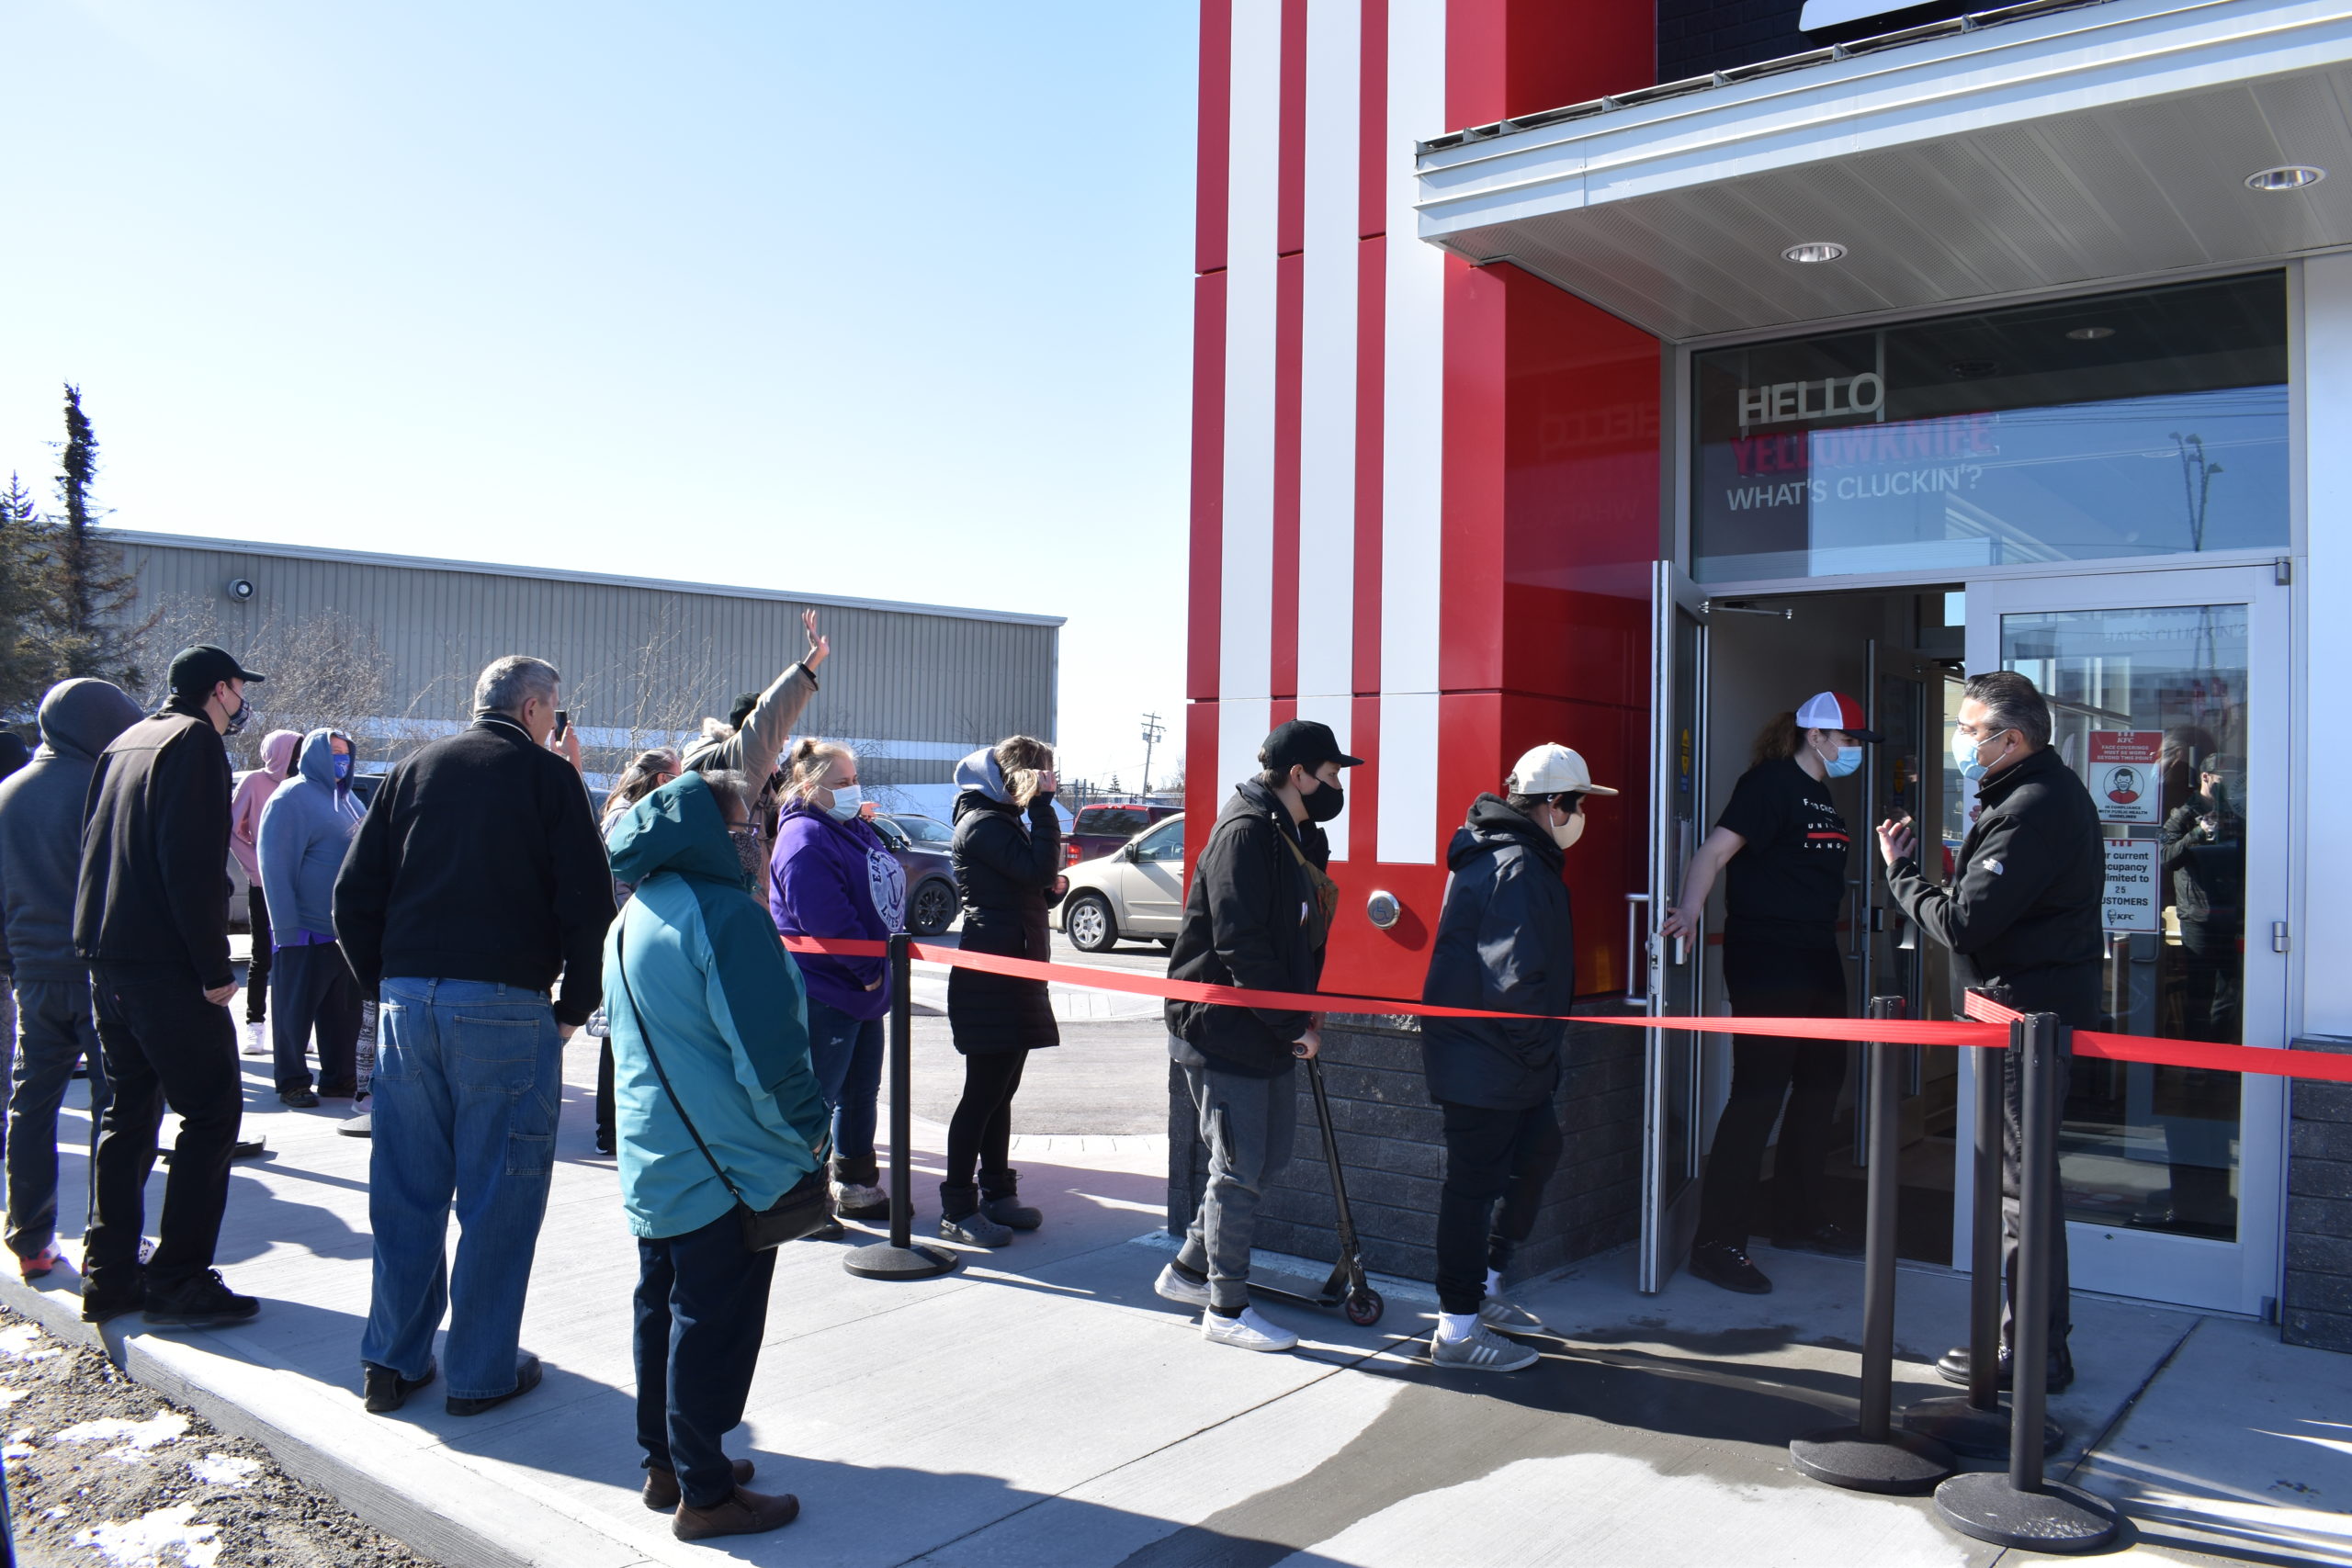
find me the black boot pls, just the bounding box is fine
[979,1168,1042,1231]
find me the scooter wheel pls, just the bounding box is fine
[1343,1289,1384,1326]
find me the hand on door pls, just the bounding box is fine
[1875,815,1917,869]
[1658,902,1702,942]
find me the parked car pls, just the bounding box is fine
[1057,812,1184,953]
[1062,801,1181,867]
[885,812,955,849]
[870,811,961,937]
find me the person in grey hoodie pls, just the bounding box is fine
[230,729,303,1055]
[257,729,367,1107]
[0,679,141,1278]
[680,609,829,856]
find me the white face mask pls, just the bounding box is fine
[1550,807,1585,852]
[824,783,865,822]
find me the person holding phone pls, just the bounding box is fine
[1660,691,1877,1295]
[938,736,1063,1247]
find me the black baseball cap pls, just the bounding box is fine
[167,645,266,696]
[1260,719,1363,776]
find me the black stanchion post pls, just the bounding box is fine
[842,931,960,1281]
[1791,997,1956,1493]
[1933,1011,2116,1551]
[1903,995,2062,1460]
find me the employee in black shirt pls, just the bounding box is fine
[1660,691,1876,1294]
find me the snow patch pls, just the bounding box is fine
[73,1504,221,1567]
[0,1324,59,1360]
[57,1412,190,1459]
[187,1452,259,1487]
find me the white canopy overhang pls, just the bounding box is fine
[1414,0,2352,340]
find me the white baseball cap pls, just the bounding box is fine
[1506,742,1619,797]
[1794,691,1883,741]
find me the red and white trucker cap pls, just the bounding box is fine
[1794,691,1883,742]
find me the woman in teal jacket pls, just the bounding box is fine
[604,769,827,1543]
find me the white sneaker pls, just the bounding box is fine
[240,1020,269,1056]
[1479,1292,1546,1333]
[1154,1262,1211,1308]
[1430,1323,1540,1372]
[1200,1306,1297,1353]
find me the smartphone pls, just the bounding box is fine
[553,709,570,741]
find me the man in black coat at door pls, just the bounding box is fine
[1878,669,2102,1392]
[1419,743,1616,1375]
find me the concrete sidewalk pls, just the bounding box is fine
[14,1050,2351,1568]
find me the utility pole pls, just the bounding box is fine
[1140,711,1165,800]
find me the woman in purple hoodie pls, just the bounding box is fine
[768,739,904,1229]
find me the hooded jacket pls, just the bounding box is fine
[603,771,829,1240]
[1165,777,1330,1078]
[256,728,367,942]
[230,729,302,884]
[768,795,905,1021]
[0,680,142,980]
[944,749,1064,1055]
[1420,795,1576,1110]
[75,695,239,988]
[1884,745,2105,1026]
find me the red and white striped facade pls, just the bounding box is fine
[1187,0,1663,998]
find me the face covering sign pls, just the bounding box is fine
[2090,731,2163,824]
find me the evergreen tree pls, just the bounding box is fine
[39,385,144,687]
[0,473,48,719]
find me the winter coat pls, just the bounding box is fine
[334,716,616,1025]
[74,698,238,988]
[1420,795,1576,1110]
[0,681,142,980]
[945,749,1063,1055]
[1884,745,2105,1027]
[230,729,302,883]
[1165,777,1330,1079]
[603,771,828,1240]
[769,796,905,1022]
[256,728,367,942]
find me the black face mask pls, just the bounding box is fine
[1302,778,1345,823]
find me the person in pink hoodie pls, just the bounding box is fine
[230,729,302,1055]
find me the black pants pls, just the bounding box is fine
[85,966,243,1303]
[596,1038,616,1146]
[1693,940,1849,1252]
[1435,1100,1564,1314]
[270,943,362,1097]
[2001,1040,2074,1344]
[244,883,273,1023]
[633,1208,776,1509]
[945,1048,1028,1191]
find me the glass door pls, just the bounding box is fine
[1962,565,2287,1314]
[1640,562,1710,1292]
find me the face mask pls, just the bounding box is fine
[222,695,253,737]
[333,753,353,782]
[1819,739,1862,779]
[1550,807,1586,852]
[824,784,865,822]
[1952,727,2003,783]
[728,824,764,884]
[1302,777,1345,823]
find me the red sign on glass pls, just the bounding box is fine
[2088,730,2164,824]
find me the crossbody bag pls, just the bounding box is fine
[610,919,832,1250]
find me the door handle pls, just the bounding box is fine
[1623,894,1650,1007]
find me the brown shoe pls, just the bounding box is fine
[673,1485,800,1541]
[642,1458,754,1512]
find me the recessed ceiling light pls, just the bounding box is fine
[2066,325,2115,341]
[2247,164,2325,191]
[1782,241,1848,264]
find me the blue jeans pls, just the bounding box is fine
[805,998,883,1184]
[362,978,560,1401]
[6,977,109,1260]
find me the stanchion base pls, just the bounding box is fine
[1933,1472,2118,1552]
[1789,1426,1957,1494]
[1899,1395,2064,1461]
[841,1241,961,1280]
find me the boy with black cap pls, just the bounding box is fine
[75,644,266,1327]
[1158,718,1359,1352]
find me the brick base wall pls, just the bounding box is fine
[2285,1034,2352,1353]
[1165,1007,1645,1288]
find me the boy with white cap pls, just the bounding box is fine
[1419,742,1616,1371]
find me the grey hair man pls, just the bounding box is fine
[1876,668,2102,1393]
[334,655,616,1417]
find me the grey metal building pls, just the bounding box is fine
[107,530,1062,817]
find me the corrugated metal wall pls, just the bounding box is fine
[114,535,1057,789]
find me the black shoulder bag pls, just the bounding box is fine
[610,919,833,1250]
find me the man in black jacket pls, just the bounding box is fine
[1879,669,2102,1391]
[1419,743,1615,1373]
[75,646,266,1327]
[1157,719,1357,1354]
[334,655,615,1417]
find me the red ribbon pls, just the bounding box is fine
[776,933,2352,1084]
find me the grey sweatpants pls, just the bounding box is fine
[1175,1055,1297,1313]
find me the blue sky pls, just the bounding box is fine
[0,2,1196,785]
